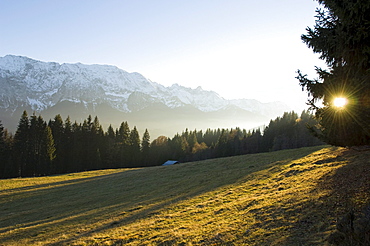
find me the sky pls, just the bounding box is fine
[0,0,326,111]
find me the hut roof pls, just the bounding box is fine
[162,160,179,166]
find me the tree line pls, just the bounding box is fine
[0,110,323,179]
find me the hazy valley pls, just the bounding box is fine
[0,55,290,137]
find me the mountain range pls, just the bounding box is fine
[0,55,290,138]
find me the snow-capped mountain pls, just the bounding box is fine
[0,55,290,137]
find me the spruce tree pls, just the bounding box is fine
[141,129,151,166]
[49,114,65,173]
[117,121,130,166]
[188,131,198,152]
[91,116,103,169]
[0,121,5,178]
[0,121,4,152]
[27,115,55,176]
[107,124,116,139]
[29,114,42,176]
[63,116,73,173]
[0,127,14,178]
[129,126,141,166]
[216,129,229,157]
[43,125,56,174]
[297,0,370,146]
[105,124,117,168]
[150,136,170,165]
[13,111,30,177]
[169,134,187,161]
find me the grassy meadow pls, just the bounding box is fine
[1,145,370,245]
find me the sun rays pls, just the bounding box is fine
[333,97,348,108]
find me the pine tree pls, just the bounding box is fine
[91,116,103,169]
[117,121,130,144]
[117,121,130,167]
[0,121,4,153]
[43,125,56,174]
[216,129,229,157]
[13,111,30,177]
[150,136,170,165]
[244,129,262,154]
[129,126,141,166]
[0,121,6,178]
[71,121,83,172]
[105,124,117,168]
[169,134,187,161]
[28,114,42,176]
[297,0,370,146]
[0,127,15,178]
[27,115,55,176]
[107,125,116,139]
[49,114,65,173]
[141,129,151,166]
[188,131,198,153]
[63,116,73,173]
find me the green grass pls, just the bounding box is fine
[1,145,370,245]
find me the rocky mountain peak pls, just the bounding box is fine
[0,55,291,136]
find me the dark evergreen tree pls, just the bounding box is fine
[215,129,229,157]
[188,131,198,154]
[28,115,56,176]
[196,130,204,144]
[297,0,370,146]
[141,129,151,166]
[91,116,103,169]
[49,114,65,173]
[71,121,83,171]
[105,124,117,168]
[203,128,217,147]
[268,113,296,150]
[168,134,187,161]
[13,111,30,177]
[80,119,91,170]
[117,121,130,166]
[0,128,14,178]
[43,125,56,174]
[29,114,43,175]
[76,115,103,170]
[129,126,141,166]
[63,116,74,172]
[107,125,116,139]
[0,121,6,178]
[0,121,4,155]
[244,129,262,154]
[150,136,170,165]
[230,128,243,156]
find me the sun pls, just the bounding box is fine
[333,97,348,108]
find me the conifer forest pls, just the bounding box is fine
[0,110,323,179]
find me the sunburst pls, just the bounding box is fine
[333,97,347,108]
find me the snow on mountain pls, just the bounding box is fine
[229,99,289,119]
[0,55,290,118]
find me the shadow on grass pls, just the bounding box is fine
[292,148,370,245]
[0,146,327,245]
[251,148,370,246]
[0,171,130,205]
[0,171,136,236]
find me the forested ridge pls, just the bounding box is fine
[0,110,323,179]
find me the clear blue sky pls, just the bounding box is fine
[0,0,325,110]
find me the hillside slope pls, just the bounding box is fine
[1,146,370,245]
[0,55,289,137]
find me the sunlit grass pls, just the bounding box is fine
[1,145,370,245]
